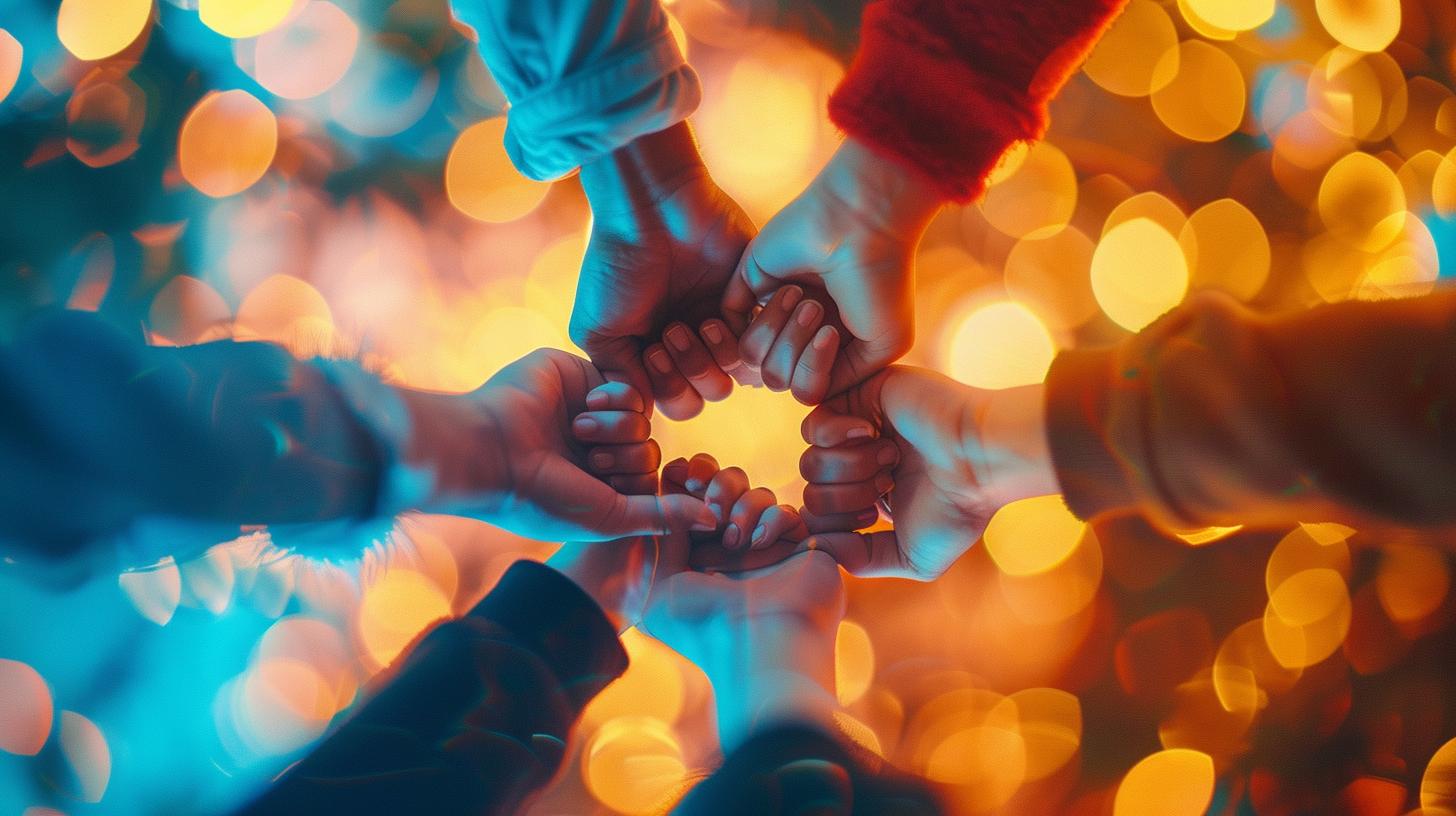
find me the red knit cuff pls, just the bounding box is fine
[829,0,1127,202]
[1044,346,1140,521]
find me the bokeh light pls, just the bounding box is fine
[252,1,359,100]
[1151,40,1246,142]
[0,29,21,105]
[445,118,550,223]
[199,0,295,40]
[1114,749,1215,816]
[0,659,52,756]
[945,300,1056,390]
[57,0,151,61]
[179,90,279,198]
[1090,217,1189,331]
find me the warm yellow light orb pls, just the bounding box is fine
[200,0,296,39]
[1151,40,1246,143]
[1114,749,1215,816]
[58,0,151,61]
[979,141,1078,239]
[1180,199,1270,300]
[445,118,551,223]
[1184,0,1273,31]
[984,494,1087,576]
[1091,218,1189,331]
[1318,151,1406,251]
[1315,0,1400,53]
[179,90,278,198]
[1082,0,1179,97]
[946,301,1056,390]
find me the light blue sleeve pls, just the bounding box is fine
[450,0,701,181]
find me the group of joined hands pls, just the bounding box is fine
[390,126,1063,739]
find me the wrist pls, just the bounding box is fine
[961,383,1061,509]
[701,618,838,751]
[394,387,513,518]
[578,121,710,223]
[817,137,945,238]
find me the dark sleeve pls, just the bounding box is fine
[673,723,942,816]
[235,560,629,816]
[827,0,1126,201]
[0,310,383,563]
[1046,289,1456,531]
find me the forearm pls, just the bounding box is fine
[699,618,838,753]
[1046,290,1456,531]
[578,121,709,222]
[828,0,1126,201]
[0,311,383,562]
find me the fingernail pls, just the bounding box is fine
[667,325,692,352]
[573,416,599,435]
[723,524,741,549]
[702,322,724,344]
[692,507,718,532]
[847,426,873,440]
[875,472,895,493]
[877,444,899,466]
[586,391,608,409]
[592,451,614,470]
[649,349,673,374]
[781,286,804,310]
[751,524,767,547]
[812,325,837,350]
[795,300,822,327]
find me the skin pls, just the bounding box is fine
[574,122,755,420]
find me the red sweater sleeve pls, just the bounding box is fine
[1046,290,1456,532]
[828,0,1127,202]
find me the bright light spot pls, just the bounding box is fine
[1006,688,1083,781]
[1091,218,1189,331]
[1082,0,1179,97]
[1263,568,1352,669]
[979,141,1078,239]
[253,1,358,100]
[946,301,1056,390]
[1103,191,1187,239]
[1003,226,1098,330]
[357,568,451,667]
[1315,0,1400,53]
[1151,40,1247,143]
[0,660,52,756]
[200,0,296,39]
[0,29,21,104]
[234,274,334,348]
[583,629,687,726]
[179,90,278,198]
[1375,543,1449,624]
[583,717,688,815]
[835,620,875,706]
[445,118,550,223]
[1180,199,1270,300]
[1266,523,1352,598]
[1184,0,1273,31]
[59,711,110,803]
[58,0,151,61]
[1308,48,1408,142]
[984,495,1086,576]
[1423,737,1456,812]
[1114,749,1215,816]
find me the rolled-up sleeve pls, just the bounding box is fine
[451,0,700,181]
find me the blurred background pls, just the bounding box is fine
[2,0,1456,813]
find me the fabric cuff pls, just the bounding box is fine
[1044,346,1141,520]
[470,560,629,709]
[504,29,701,181]
[312,360,433,519]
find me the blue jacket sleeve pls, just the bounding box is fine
[450,0,700,180]
[0,310,385,564]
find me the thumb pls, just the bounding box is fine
[722,249,769,336]
[799,530,916,579]
[607,492,718,539]
[825,329,912,399]
[580,333,655,418]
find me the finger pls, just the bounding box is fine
[611,492,719,537]
[703,466,750,530]
[799,440,899,484]
[587,440,662,476]
[662,457,690,494]
[684,453,720,495]
[701,319,759,387]
[739,285,804,371]
[579,334,655,419]
[723,253,767,336]
[728,487,777,551]
[826,326,913,398]
[751,504,808,550]
[801,530,910,578]
[802,472,894,517]
[663,322,734,402]
[608,473,660,496]
[761,298,824,392]
[799,369,892,446]
[572,411,651,445]
[584,380,647,413]
[644,343,706,420]
[790,325,839,405]
[803,507,881,533]
[689,537,800,572]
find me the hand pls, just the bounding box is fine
[552,450,808,631]
[641,550,845,751]
[574,122,756,420]
[723,138,944,404]
[797,366,1060,579]
[395,349,716,542]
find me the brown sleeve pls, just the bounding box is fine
[1045,289,1456,531]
